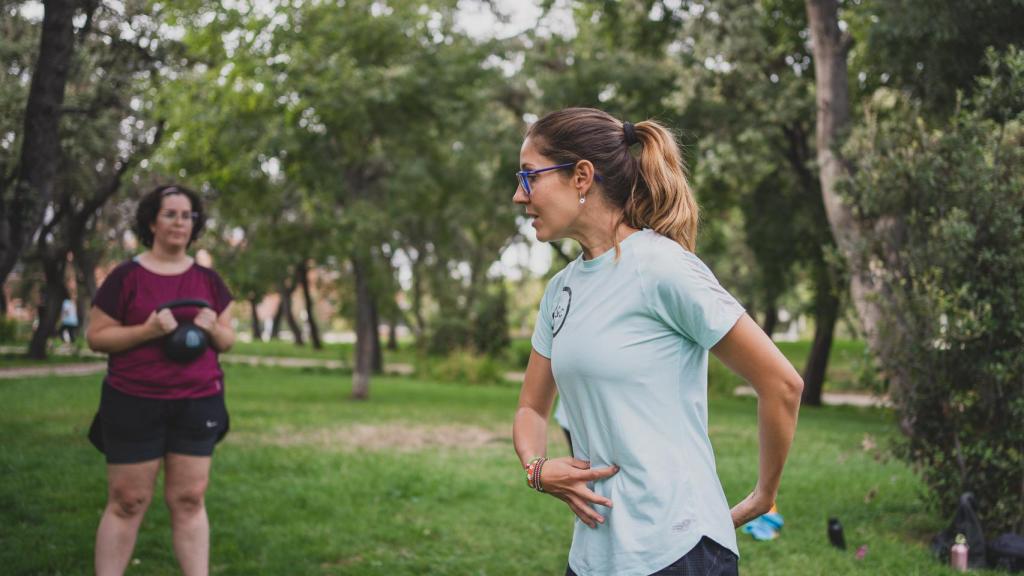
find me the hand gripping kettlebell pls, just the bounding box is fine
[158,299,212,363]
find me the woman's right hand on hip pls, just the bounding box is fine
[540,457,618,528]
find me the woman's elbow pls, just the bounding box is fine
[85,329,110,354]
[785,373,804,404]
[85,331,100,352]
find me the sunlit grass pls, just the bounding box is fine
[0,363,971,575]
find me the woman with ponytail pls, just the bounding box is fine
[512,108,803,576]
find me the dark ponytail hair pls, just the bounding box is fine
[526,107,698,252]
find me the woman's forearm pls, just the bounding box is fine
[513,406,549,467]
[87,323,159,354]
[754,375,803,499]
[208,323,236,353]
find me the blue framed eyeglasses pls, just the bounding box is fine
[515,162,577,198]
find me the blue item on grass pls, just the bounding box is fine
[741,510,785,541]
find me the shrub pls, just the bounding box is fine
[427,284,511,358]
[0,317,18,343]
[841,47,1024,533]
[418,349,506,386]
[507,338,533,370]
[426,315,473,356]
[471,284,510,358]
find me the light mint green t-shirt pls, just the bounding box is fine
[532,229,745,576]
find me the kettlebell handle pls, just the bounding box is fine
[158,299,211,311]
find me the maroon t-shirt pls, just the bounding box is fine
[93,258,233,399]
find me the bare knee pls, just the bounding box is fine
[108,485,153,519]
[166,486,207,518]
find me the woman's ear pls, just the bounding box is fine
[574,160,597,191]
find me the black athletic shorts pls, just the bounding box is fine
[566,536,739,576]
[87,381,229,464]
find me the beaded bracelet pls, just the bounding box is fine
[534,457,546,492]
[525,457,544,489]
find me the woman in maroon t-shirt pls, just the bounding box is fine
[86,185,235,576]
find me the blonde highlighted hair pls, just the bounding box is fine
[526,108,698,252]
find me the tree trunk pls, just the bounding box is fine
[284,289,304,346]
[805,0,893,391]
[249,297,262,342]
[387,316,398,351]
[0,0,77,287]
[410,251,427,345]
[270,292,284,340]
[28,256,67,359]
[273,277,303,345]
[370,295,382,374]
[73,247,97,337]
[802,263,841,406]
[762,302,779,340]
[296,260,322,349]
[351,256,374,399]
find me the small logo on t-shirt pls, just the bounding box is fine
[672,519,694,533]
[552,286,572,337]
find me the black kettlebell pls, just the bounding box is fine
[159,299,212,363]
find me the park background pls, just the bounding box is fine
[1,0,1022,574]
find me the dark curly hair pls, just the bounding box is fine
[135,184,206,248]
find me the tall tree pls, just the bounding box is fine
[0,0,79,290]
[524,1,844,403]
[855,0,1024,117]
[7,2,172,356]
[803,0,889,389]
[165,0,521,398]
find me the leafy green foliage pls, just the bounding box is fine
[0,316,18,343]
[417,348,507,385]
[841,47,1024,533]
[854,0,1024,117]
[471,283,511,357]
[161,1,522,361]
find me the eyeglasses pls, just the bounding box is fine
[158,210,199,223]
[515,162,604,198]
[515,163,577,198]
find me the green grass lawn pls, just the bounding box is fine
[6,336,874,395]
[0,364,981,575]
[230,339,422,367]
[0,351,105,368]
[229,340,355,361]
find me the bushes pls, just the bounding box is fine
[426,283,511,358]
[841,47,1024,533]
[0,317,18,343]
[416,349,507,386]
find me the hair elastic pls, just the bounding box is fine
[623,122,639,146]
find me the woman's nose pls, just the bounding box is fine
[512,184,529,204]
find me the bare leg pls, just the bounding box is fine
[95,459,161,576]
[165,453,212,576]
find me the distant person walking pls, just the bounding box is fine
[86,185,235,576]
[59,298,79,343]
[512,108,804,576]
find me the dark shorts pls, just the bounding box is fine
[88,381,229,464]
[566,536,739,576]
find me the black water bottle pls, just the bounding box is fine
[828,517,847,550]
